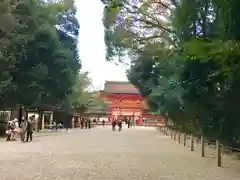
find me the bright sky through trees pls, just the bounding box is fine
[76,0,128,90]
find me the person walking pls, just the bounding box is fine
[26,116,34,142]
[20,118,28,142]
[87,119,91,129]
[85,119,88,129]
[11,118,19,141]
[80,118,84,129]
[112,120,116,131]
[6,121,13,141]
[118,119,122,131]
[127,119,130,128]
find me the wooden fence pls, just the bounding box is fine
[156,125,240,167]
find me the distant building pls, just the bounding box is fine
[100,81,165,126]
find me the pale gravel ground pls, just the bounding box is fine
[0,126,239,180]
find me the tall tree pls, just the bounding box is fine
[102,0,177,62]
[103,0,240,145]
[0,1,17,107]
[0,0,81,125]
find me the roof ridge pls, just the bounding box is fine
[104,80,139,94]
[105,80,131,84]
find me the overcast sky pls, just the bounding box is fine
[76,0,128,90]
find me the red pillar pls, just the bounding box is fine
[108,107,113,122]
[109,112,113,122]
[137,116,142,126]
[138,110,143,126]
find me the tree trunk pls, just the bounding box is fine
[18,105,23,127]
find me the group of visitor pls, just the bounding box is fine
[6,118,19,141]
[80,118,91,129]
[6,116,34,142]
[126,119,133,128]
[111,119,132,131]
[111,119,121,131]
[111,118,133,132]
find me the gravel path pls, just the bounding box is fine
[0,126,239,180]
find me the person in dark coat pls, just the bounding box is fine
[87,119,91,129]
[102,120,105,127]
[127,119,130,128]
[112,120,116,131]
[26,116,34,142]
[80,118,84,129]
[118,119,122,131]
[85,119,88,129]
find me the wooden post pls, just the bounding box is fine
[174,130,177,140]
[49,112,53,127]
[216,140,221,167]
[201,136,205,157]
[41,114,45,131]
[183,133,186,146]
[190,135,194,151]
[178,131,181,143]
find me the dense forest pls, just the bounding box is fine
[0,0,105,125]
[102,0,240,146]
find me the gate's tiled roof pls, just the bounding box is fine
[104,81,139,94]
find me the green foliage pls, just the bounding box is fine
[0,0,81,112]
[62,72,90,111]
[103,0,240,146]
[0,0,103,124]
[62,72,108,115]
[102,0,174,62]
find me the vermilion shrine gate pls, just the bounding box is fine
[100,81,165,126]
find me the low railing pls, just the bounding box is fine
[156,124,240,168]
[142,122,162,127]
[45,124,64,130]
